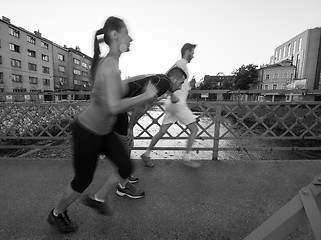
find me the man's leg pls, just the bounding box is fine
[114,131,144,199]
[185,121,198,154]
[173,105,201,168]
[141,123,172,167]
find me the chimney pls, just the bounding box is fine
[34,30,41,37]
[2,16,11,23]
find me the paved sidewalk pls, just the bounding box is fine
[0,158,320,240]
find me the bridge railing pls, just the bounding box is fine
[1,90,321,160]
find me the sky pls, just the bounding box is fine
[1,0,320,81]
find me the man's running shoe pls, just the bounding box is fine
[47,209,78,233]
[128,175,138,184]
[141,153,154,167]
[116,182,144,199]
[182,153,201,168]
[81,194,112,216]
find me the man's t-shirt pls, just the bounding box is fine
[166,59,190,104]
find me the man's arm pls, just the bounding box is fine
[189,77,196,89]
[128,99,155,131]
[167,91,179,103]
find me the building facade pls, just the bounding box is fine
[253,60,298,101]
[252,27,321,101]
[270,27,321,91]
[0,16,92,101]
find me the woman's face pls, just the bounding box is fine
[117,26,133,53]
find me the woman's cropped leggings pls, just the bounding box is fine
[70,121,133,193]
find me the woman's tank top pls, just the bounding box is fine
[77,56,122,135]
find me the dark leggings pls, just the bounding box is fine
[70,121,133,193]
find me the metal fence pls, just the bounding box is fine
[1,90,321,160]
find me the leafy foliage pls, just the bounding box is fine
[231,64,259,90]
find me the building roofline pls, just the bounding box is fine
[1,16,91,60]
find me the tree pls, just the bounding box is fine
[232,64,258,90]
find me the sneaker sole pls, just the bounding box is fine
[81,196,112,216]
[116,190,144,199]
[128,180,138,184]
[47,213,78,233]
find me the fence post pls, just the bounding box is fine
[212,93,222,160]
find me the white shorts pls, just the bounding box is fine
[162,102,196,126]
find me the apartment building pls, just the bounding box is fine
[0,16,92,101]
[253,27,321,101]
[66,47,92,92]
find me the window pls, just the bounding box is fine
[58,77,66,85]
[283,72,288,79]
[273,73,279,79]
[29,77,38,84]
[288,44,291,57]
[27,35,36,44]
[265,74,270,80]
[0,56,2,64]
[41,42,49,49]
[82,71,88,77]
[9,27,20,38]
[290,73,294,79]
[0,88,4,92]
[28,63,37,71]
[286,95,292,102]
[73,58,80,65]
[264,85,269,90]
[42,54,49,62]
[299,37,302,52]
[12,74,22,82]
[81,62,88,69]
[13,88,26,92]
[43,78,50,86]
[293,41,297,53]
[11,59,21,68]
[30,89,41,93]
[74,79,81,85]
[27,49,36,58]
[272,84,277,90]
[58,53,65,61]
[0,72,3,83]
[9,43,20,53]
[73,69,81,75]
[42,66,50,74]
[58,65,65,72]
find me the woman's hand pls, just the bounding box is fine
[144,81,158,99]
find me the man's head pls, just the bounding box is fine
[181,43,196,63]
[166,67,187,92]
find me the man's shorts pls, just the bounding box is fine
[162,102,196,126]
